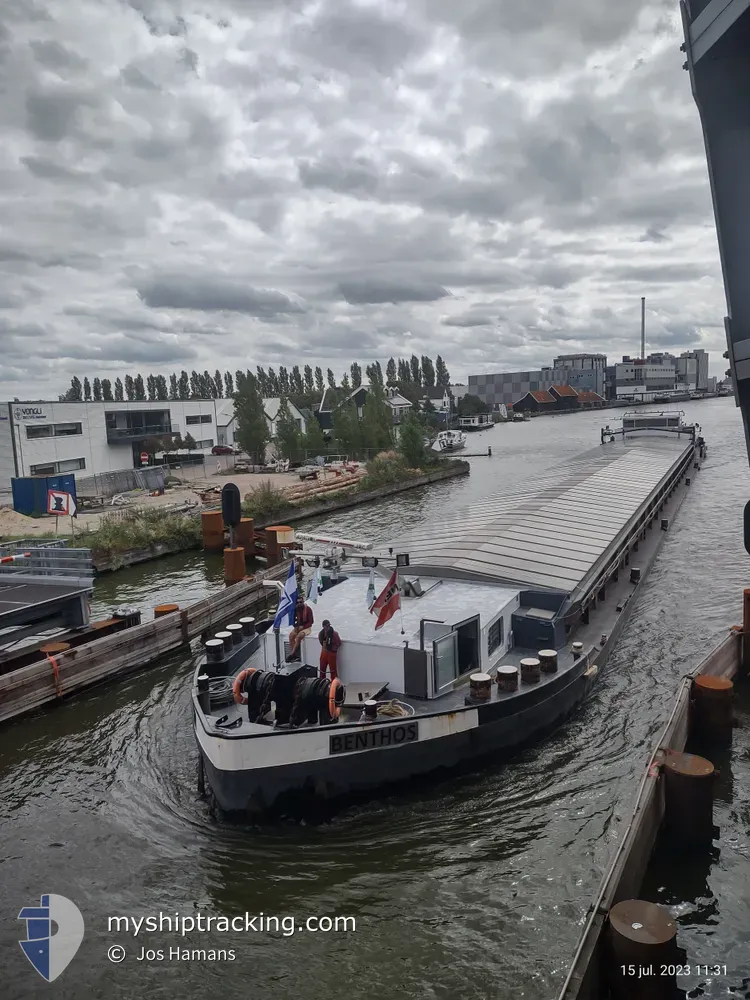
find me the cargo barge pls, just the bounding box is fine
[194,414,707,817]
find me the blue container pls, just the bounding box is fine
[11,475,77,517]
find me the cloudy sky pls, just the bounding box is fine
[0,0,728,399]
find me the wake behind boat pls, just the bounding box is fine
[193,413,706,818]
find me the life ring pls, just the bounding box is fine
[328,677,343,719]
[233,668,256,704]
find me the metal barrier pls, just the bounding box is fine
[0,541,94,586]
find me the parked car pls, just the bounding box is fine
[212,445,233,455]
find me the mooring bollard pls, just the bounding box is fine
[496,665,518,692]
[662,750,715,847]
[691,675,734,747]
[223,547,246,585]
[154,604,179,619]
[538,649,558,673]
[40,641,71,655]
[264,525,294,567]
[469,673,492,700]
[520,658,541,684]
[201,511,224,553]
[606,899,680,999]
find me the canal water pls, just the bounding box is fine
[1,398,749,999]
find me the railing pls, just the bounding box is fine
[0,542,94,585]
[106,424,175,442]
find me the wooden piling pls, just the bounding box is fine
[606,899,680,999]
[40,641,71,656]
[235,517,255,557]
[662,750,715,848]
[154,604,179,618]
[201,510,225,552]
[691,675,734,747]
[264,525,294,566]
[224,547,246,585]
[743,588,750,673]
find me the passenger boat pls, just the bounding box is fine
[193,414,707,818]
[431,429,467,452]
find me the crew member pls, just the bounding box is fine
[318,619,342,680]
[288,597,314,661]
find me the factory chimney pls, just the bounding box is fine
[641,297,646,360]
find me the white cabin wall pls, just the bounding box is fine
[482,594,521,671]
[300,636,405,691]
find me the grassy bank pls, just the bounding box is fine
[78,508,203,561]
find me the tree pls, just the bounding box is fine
[398,411,428,469]
[235,370,246,392]
[386,357,397,384]
[178,370,190,399]
[224,371,234,397]
[421,356,435,387]
[202,370,214,397]
[275,398,303,462]
[146,374,157,401]
[341,373,351,392]
[169,373,179,400]
[361,381,394,453]
[214,369,224,398]
[234,376,270,465]
[183,432,197,452]
[332,400,363,458]
[314,366,324,393]
[303,365,314,393]
[435,354,450,386]
[457,393,490,416]
[397,358,411,382]
[290,365,303,394]
[326,368,336,389]
[277,366,290,394]
[350,362,362,388]
[255,366,269,395]
[101,378,113,401]
[303,414,327,457]
[92,377,102,402]
[83,377,92,401]
[114,377,124,401]
[134,374,146,400]
[266,367,279,395]
[124,375,135,401]
[189,371,200,398]
[65,376,83,401]
[409,354,421,386]
[155,375,169,400]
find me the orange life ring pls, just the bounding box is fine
[328,677,343,719]
[233,668,256,704]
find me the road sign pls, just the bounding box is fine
[47,490,77,517]
[140,452,149,464]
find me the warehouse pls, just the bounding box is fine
[0,399,226,490]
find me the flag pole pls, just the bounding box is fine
[397,566,405,635]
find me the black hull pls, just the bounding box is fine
[198,663,598,818]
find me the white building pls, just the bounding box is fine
[0,397,305,489]
[215,397,307,451]
[612,357,677,401]
[680,349,709,391]
[420,386,452,414]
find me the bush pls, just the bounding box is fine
[242,480,294,522]
[357,450,420,491]
[79,507,202,557]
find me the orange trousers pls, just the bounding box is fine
[319,649,338,680]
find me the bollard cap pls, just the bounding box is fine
[609,900,676,946]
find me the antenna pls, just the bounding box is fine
[640,297,646,360]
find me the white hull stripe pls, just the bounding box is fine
[196,710,480,773]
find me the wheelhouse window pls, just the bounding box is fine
[488,616,504,656]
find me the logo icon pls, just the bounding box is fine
[18,894,84,982]
[13,408,22,420]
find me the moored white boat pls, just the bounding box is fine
[431,429,467,452]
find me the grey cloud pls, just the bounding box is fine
[21,155,91,183]
[30,39,87,72]
[137,275,306,316]
[338,279,451,305]
[25,86,97,142]
[442,313,495,327]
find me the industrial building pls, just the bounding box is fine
[468,368,567,408]
[552,354,607,397]
[0,398,307,491]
